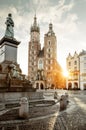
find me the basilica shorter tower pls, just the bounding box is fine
[28,15,59,89]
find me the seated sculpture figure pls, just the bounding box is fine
[5,13,14,38]
[8,64,21,79]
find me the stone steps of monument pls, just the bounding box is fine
[2,99,56,109]
[0,101,59,122]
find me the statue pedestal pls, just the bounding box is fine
[0,37,20,63]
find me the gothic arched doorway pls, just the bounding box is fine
[40,83,44,89]
[68,82,72,90]
[74,82,78,90]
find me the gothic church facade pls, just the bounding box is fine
[28,15,58,89]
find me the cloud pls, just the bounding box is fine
[0,0,85,74]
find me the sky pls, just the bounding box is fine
[0,0,86,75]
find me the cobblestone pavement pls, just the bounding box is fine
[0,92,86,130]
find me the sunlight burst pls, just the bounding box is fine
[63,70,69,77]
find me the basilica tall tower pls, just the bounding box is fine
[28,15,41,81]
[44,23,57,88]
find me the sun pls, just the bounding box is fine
[63,70,69,77]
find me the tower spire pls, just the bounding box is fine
[30,14,40,33]
[33,14,37,26]
[46,22,55,36]
[49,23,53,31]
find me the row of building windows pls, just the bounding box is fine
[46,60,53,64]
[30,60,53,69]
[31,67,36,72]
[46,54,53,59]
[29,56,37,60]
[29,61,36,66]
[68,60,77,66]
[68,58,86,67]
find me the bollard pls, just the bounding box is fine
[19,97,29,119]
[59,95,68,111]
[54,91,58,99]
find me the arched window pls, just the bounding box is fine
[38,59,43,69]
[47,48,52,53]
[74,60,77,65]
[48,40,51,46]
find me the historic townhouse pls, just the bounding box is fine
[66,50,86,90]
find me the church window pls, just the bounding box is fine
[32,62,34,65]
[32,51,34,54]
[31,45,34,49]
[47,48,52,53]
[48,40,51,46]
[48,48,50,52]
[38,59,43,69]
[48,54,51,58]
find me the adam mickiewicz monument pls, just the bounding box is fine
[0,14,32,92]
[5,13,14,38]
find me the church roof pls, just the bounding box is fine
[38,48,44,58]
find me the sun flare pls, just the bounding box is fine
[63,70,69,77]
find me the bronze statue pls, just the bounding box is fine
[5,13,14,38]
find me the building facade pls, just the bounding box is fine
[79,50,86,90]
[28,15,60,89]
[66,50,86,90]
